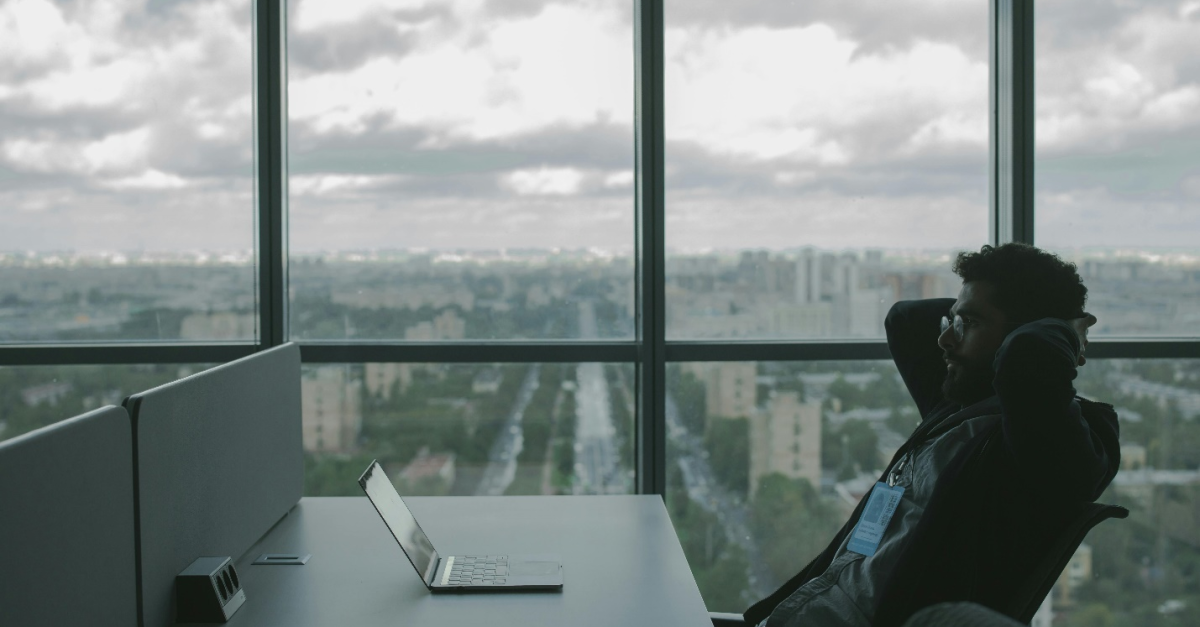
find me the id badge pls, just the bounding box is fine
[847,482,905,557]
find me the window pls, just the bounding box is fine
[287,0,635,341]
[0,364,212,443]
[0,0,256,342]
[1035,0,1200,337]
[1070,359,1200,624]
[667,360,913,612]
[664,0,988,340]
[302,362,635,497]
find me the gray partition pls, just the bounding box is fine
[126,343,302,627]
[0,406,138,627]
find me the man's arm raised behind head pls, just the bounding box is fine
[993,318,1119,501]
[885,298,955,419]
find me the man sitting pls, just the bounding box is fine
[744,243,1121,627]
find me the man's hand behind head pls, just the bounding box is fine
[1068,313,1098,366]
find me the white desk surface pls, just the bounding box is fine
[215,496,712,627]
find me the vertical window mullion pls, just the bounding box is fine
[991,0,1035,245]
[254,0,289,348]
[635,0,666,496]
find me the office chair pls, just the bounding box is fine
[1002,502,1128,623]
[900,602,1025,627]
[707,502,1128,627]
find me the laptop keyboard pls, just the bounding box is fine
[447,555,509,585]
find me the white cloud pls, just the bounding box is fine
[1037,8,1200,152]
[1143,85,1200,126]
[905,112,987,152]
[101,169,189,190]
[2,127,150,175]
[24,57,150,110]
[603,170,634,188]
[80,127,151,174]
[289,1,633,139]
[2,0,1196,254]
[664,24,987,163]
[504,167,583,195]
[292,0,431,32]
[0,0,69,62]
[291,174,401,196]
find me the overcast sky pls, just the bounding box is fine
[1,0,1197,255]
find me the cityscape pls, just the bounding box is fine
[2,247,1199,625]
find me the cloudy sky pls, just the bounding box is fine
[0,0,1197,255]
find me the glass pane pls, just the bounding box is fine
[664,1,989,339]
[0,364,206,443]
[665,360,916,612]
[287,0,635,340]
[1035,1,1200,337]
[302,363,635,497]
[1067,359,1200,625]
[0,0,256,342]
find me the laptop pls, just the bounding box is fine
[357,460,563,592]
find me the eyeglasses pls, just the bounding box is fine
[940,315,965,342]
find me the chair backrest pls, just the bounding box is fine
[125,343,303,627]
[903,602,1025,627]
[0,406,138,627]
[1007,502,1128,623]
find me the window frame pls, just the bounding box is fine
[2,0,1198,499]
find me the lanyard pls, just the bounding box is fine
[887,451,912,487]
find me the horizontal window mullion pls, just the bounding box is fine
[6,339,1195,367]
[298,342,641,363]
[665,341,892,362]
[1086,340,1200,360]
[0,343,257,366]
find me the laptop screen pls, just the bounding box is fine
[358,461,438,582]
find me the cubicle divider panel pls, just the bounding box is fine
[126,343,303,627]
[0,406,138,627]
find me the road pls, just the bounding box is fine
[666,394,774,599]
[474,364,541,496]
[573,300,625,494]
[472,300,627,496]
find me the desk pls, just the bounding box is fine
[221,496,712,627]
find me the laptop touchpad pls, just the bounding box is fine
[512,561,559,576]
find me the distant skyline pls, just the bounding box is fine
[1,0,1197,254]
[3,243,1198,265]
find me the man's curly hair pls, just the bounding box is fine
[953,243,1087,327]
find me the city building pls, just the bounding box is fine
[301,366,363,454]
[365,362,412,399]
[179,312,256,341]
[1121,443,1147,471]
[750,391,822,495]
[405,310,467,341]
[684,362,758,421]
[1054,543,1093,609]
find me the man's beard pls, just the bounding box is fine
[941,359,995,405]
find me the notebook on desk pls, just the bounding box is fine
[358,460,563,593]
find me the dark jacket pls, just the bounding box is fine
[744,298,1121,627]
